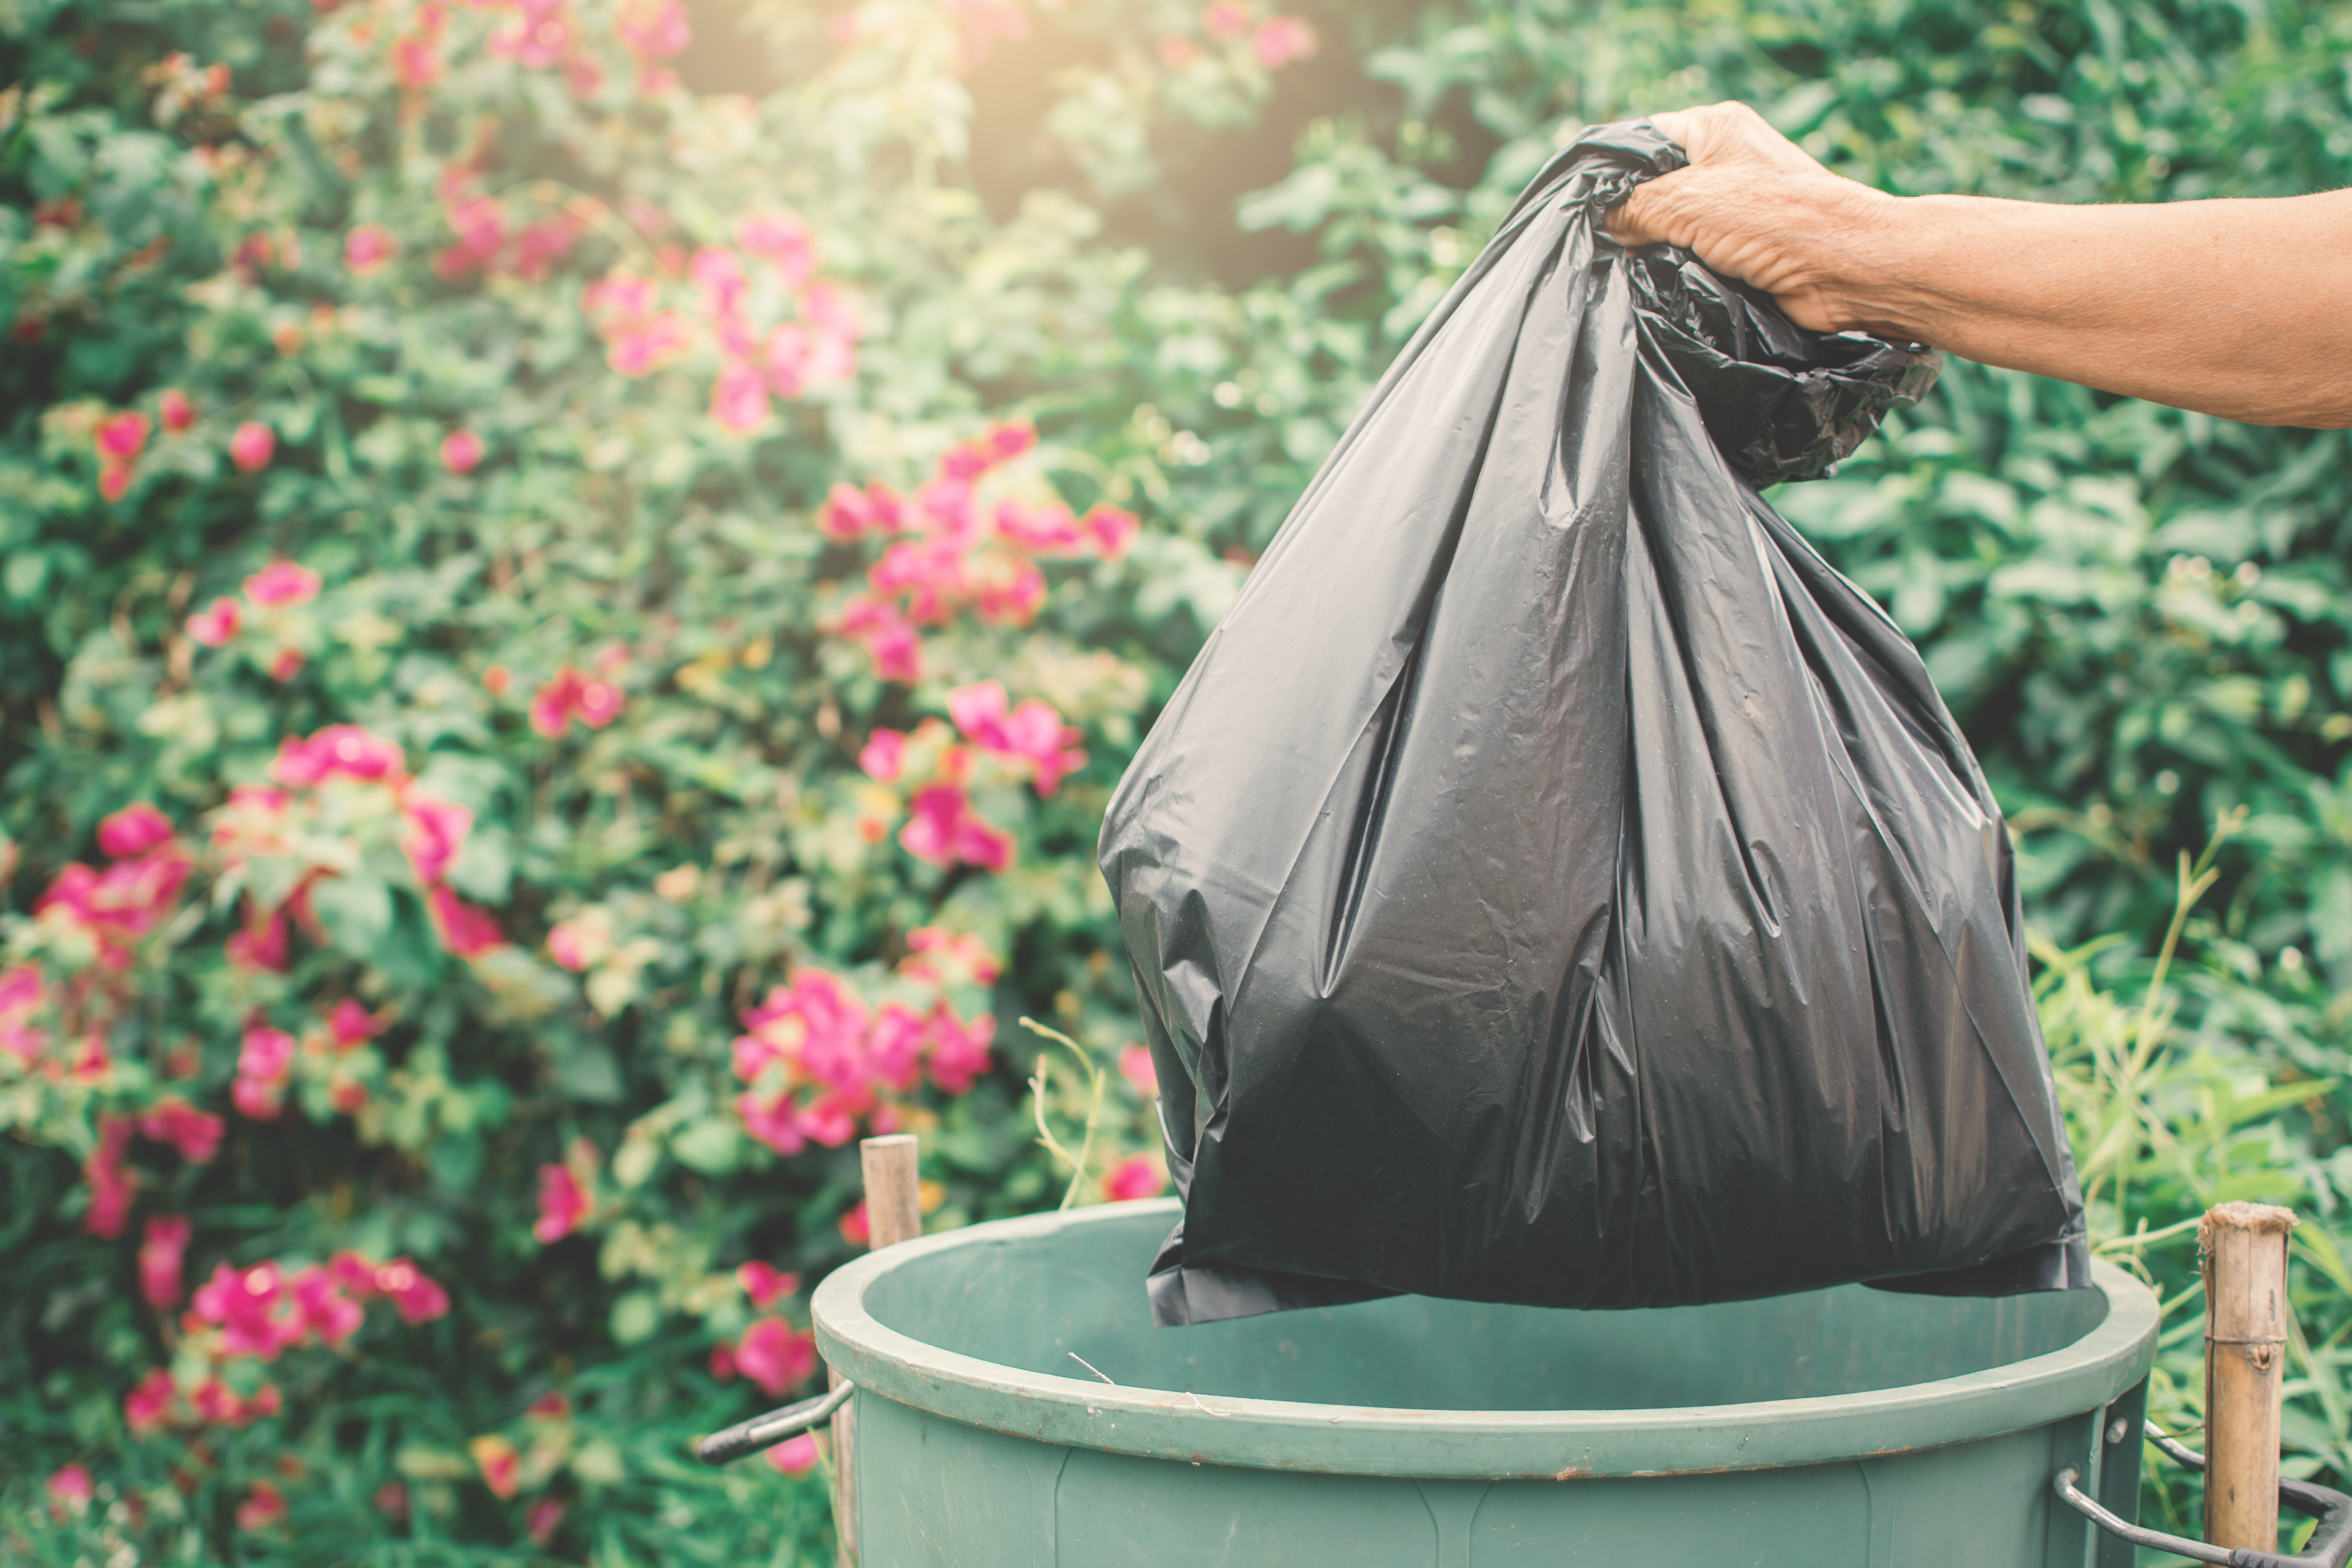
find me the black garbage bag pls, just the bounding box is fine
[1099,120,2088,1328]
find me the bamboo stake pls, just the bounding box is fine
[2201,1201,2296,1553]
[831,1134,923,1568]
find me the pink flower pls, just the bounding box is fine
[192,1377,281,1427]
[765,1433,822,1475]
[372,1257,451,1323]
[82,1118,136,1238]
[709,1341,739,1379]
[993,500,1084,552]
[96,411,150,462]
[97,803,174,859]
[534,1163,591,1243]
[271,723,403,785]
[528,1498,566,1545]
[946,681,1087,794]
[137,1216,193,1310]
[435,197,506,278]
[429,885,505,958]
[290,1264,365,1344]
[1103,1152,1166,1202]
[688,245,749,315]
[47,1463,94,1512]
[390,32,443,90]
[1202,0,1247,39]
[401,793,473,884]
[243,560,318,608]
[344,224,398,272]
[711,360,770,434]
[267,646,305,682]
[603,312,692,376]
[818,480,907,541]
[735,1318,817,1396]
[531,665,625,737]
[231,1074,282,1120]
[138,1098,225,1164]
[226,907,289,973]
[508,215,582,279]
[737,1090,808,1155]
[328,998,389,1049]
[185,596,242,647]
[615,0,691,58]
[192,1261,295,1358]
[471,1435,520,1499]
[900,926,1002,987]
[859,729,907,782]
[838,1200,870,1245]
[238,1024,297,1083]
[0,963,43,1066]
[1157,34,1199,67]
[545,916,605,972]
[98,463,133,502]
[925,1007,995,1093]
[236,1480,288,1532]
[736,1261,799,1308]
[736,212,815,289]
[838,596,921,682]
[1082,504,1139,559]
[528,1390,572,1420]
[899,783,1013,872]
[1250,15,1315,67]
[159,388,195,432]
[439,428,484,475]
[1119,1044,1159,1096]
[228,420,276,473]
[124,1368,179,1432]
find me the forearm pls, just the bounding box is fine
[1809,189,2352,428]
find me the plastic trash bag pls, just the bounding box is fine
[1099,120,2089,1327]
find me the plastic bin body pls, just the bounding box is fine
[812,1200,2156,1567]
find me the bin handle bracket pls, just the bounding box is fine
[695,1379,854,1465]
[2054,1421,2352,1568]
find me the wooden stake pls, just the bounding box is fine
[832,1134,923,1568]
[2202,1201,2296,1553]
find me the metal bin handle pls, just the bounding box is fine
[694,1379,854,1465]
[2054,1422,2352,1568]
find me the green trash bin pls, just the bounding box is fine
[812,1198,2157,1567]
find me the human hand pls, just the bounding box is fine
[1607,102,1897,335]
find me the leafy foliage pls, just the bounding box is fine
[2,0,2348,1558]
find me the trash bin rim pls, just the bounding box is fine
[810,1199,2157,1479]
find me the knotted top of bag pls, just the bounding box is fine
[1501,119,1941,485]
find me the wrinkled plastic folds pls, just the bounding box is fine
[1099,120,2089,1328]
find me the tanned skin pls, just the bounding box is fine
[1606,103,2352,429]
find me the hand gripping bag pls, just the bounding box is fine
[1099,121,2088,1326]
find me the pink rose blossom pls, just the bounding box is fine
[434,197,506,278]
[192,1260,295,1358]
[185,596,242,646]
[1103,1152,1167,1202]
[271,724,404,785]
[711,361,770,434]
[243,560,318,607]
[737,1090,809,1154]
[0,963,43,1065]
[290,1264,365,1344]
[267,646,305,682]
[900,926,1002,987]
[328,998,389,1049]
[390,33,443,90]
[533,1163,591,1242]
[96,410,150,462]
[227,420,276,473]
[439,428,484,475]
[137,1215,193,1310]
[1251,15,1315,67]
[138,1097,225,1164]
[1082,504,1140,559]
[858,728,907,782]
[615,0,691,58]
[429,885,505,958]
[471,1435,520,1499]
[1202,0,1247,39]
[925,1007,995,1093]
[344,224,398,272]
[899,783,1013,872]
[124,1368,178,1432]
[47,1463,94,1512]
[159,388,195,431]
[226,907,290,973]
[946,681,1088,794]
[838,596,921,683]
[736,212,815,289]
[1119,1044,1159,1096]
[531,665,626,737]
[82,1117,136,1238]
[98,462,133,502]
[96,803,174,859]
[372,1257,452,1323]
[1157,34,1200,67]
[528,1498,566,1545]
[236,1480,288,1532]
[401,793,473,884]
[734,1318,817,1396]
[736,1261,799,1308]
[765,1433,822,1475]
[818,480,907,541]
